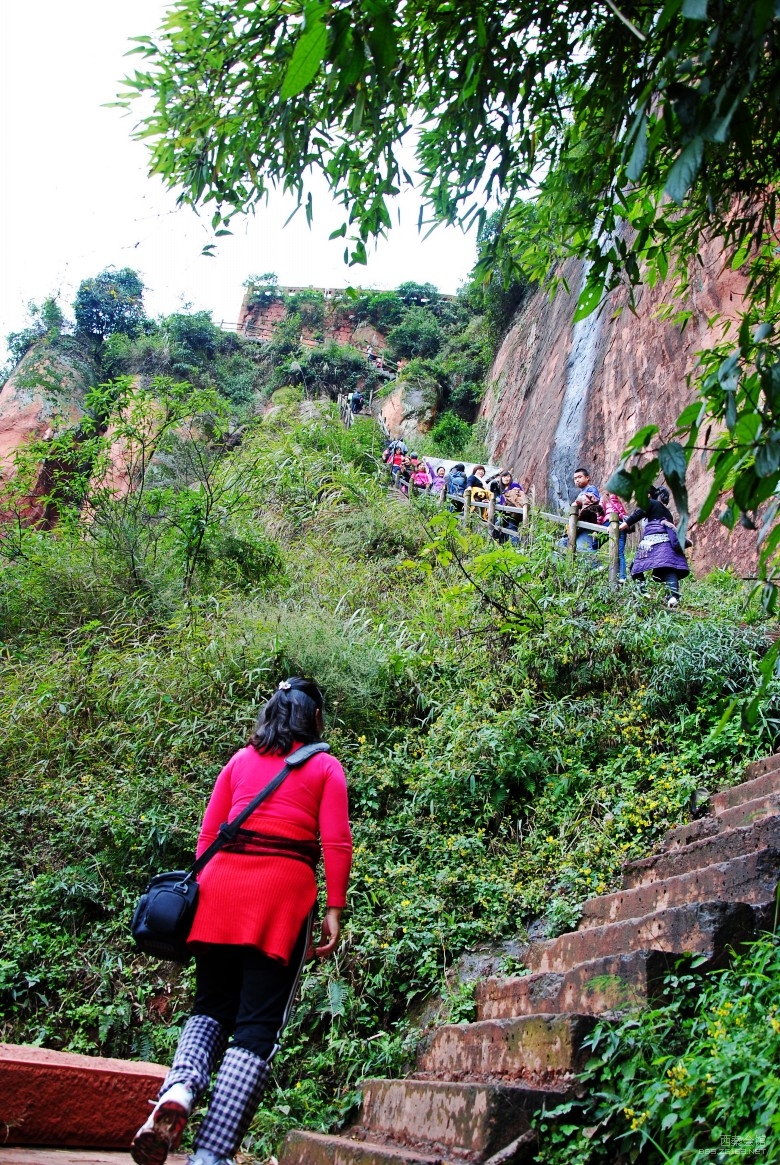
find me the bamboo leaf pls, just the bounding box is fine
[280,18,328,100]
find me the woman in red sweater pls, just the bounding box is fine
[132,677,352,1165]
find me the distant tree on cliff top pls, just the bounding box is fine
[119,2,780,597]
[74,268,146,342]
[4,297,65,378]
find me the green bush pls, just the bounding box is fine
[387,307,444,360]
[537,933,780,1165]
[285,290,326,329]
[428,411,473,455]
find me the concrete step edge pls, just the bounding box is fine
[524,899,761,973]
[282,1128,446,1164]
[581,848,780,928]
[622,818,780,887]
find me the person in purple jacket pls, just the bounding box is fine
[620,485,690,607]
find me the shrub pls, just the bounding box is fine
[537,933,780,1165]
[428,411,473,455]
[74,268,146,341]
[387,307,444,360]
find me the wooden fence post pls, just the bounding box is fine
[608,514,620,585]
[567,502,578,558]
[487,494,496,537]
[464,488,473,527]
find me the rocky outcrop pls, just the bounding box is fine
[379,380,439,446]
[0,341,97,525]
[481,244,758,576]
[238,287,389,351]
[0,342,95,466]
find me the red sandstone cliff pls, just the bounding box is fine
[481,245,758,577]
[0,343,97,525]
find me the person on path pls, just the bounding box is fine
[558,467,602,555]
[131,677,352,1165]
[444,463,468,509]
[620,486,690,607]
[601,492,629,582]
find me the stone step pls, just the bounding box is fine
[476,950,677,1019]
[358,1079,532,1158]
[659,792,780,851]
[581,848,780,929]
[712,755,780,813]
[525,900,760,975]
[0,1044,166,1149]
[281,1129,445,1165]
[622,816,780,889]
[416,1013,597,1079]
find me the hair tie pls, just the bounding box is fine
[278,681,291,690]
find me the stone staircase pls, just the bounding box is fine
[280,752,780,1165]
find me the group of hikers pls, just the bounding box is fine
[381,441,691,607]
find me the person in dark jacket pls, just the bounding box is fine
[465,465,487,491]
[620,486,690,607]
[444,463,468,509]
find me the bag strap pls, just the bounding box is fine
[190,741,331,877]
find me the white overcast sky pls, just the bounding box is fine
[0,2,477,354]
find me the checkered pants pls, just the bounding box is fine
[193,1046,272,1158]
[160,1014,229,1103]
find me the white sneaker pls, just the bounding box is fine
[188,1152,234,1165]
[667,595,680,609]
[132,1083,193,1165]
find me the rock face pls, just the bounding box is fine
[0,342,95,463]
[238,287,388,350]
[0,341,97,524]
[379,381,439,445]
[481,245,758,576]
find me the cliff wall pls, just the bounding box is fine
[481,245,758,577]
[0,342,97,525]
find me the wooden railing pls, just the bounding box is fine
[337,391,377,428]
[396,481,625,585]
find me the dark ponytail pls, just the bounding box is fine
[249,677,324,755]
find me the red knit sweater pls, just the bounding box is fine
[186,745,352,963]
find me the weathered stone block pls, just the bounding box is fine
[743,752,780,782]
[525,901,758,975]
[0,1153,187,1164]
[417,1014,597,1079]
[661,794,780,852]
[280,1130,443,1165]
[711,760,780,813]
[360,1079,530,1157]
[582,849,780,928]
[476,951,674,1019]
[0,1044,166,1149]
[622,817,780,889]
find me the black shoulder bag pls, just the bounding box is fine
[131,741,331,963]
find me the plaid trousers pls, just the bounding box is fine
[161,1014,228,1103]
[194,1046,272,1158]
